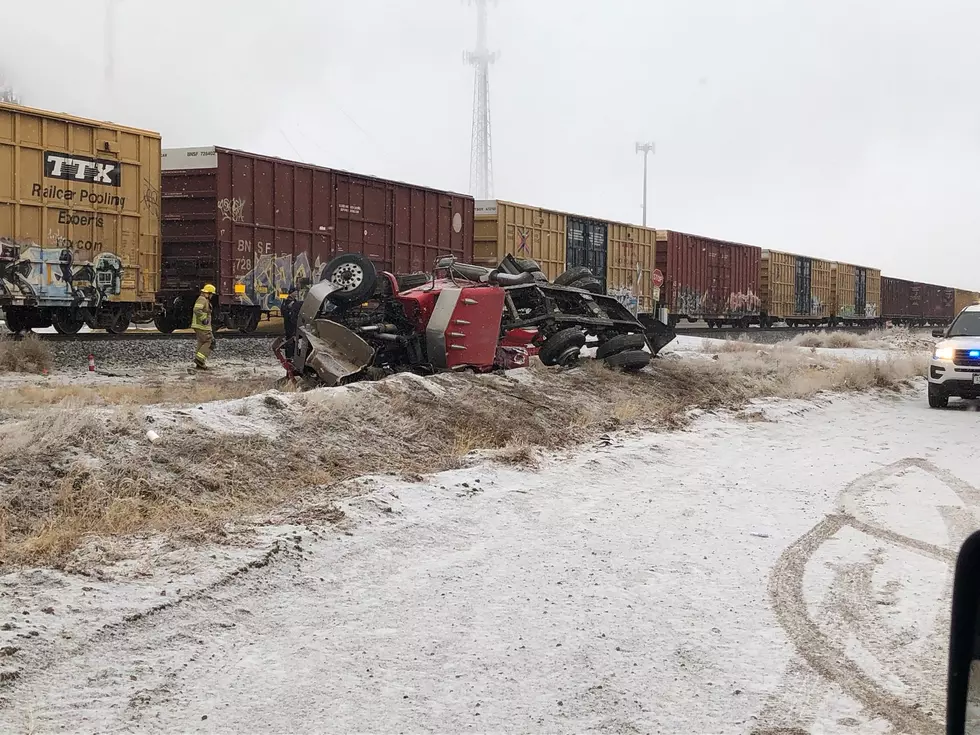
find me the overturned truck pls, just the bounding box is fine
[274,254,676,388]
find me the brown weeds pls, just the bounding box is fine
[0,349,928,567]
[789,330,864,349]
[0,336,53,373]
[0,378,274,415]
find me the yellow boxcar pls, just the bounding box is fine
[760,250,833,323]
[831,262,881,321]
[474,200,566,281]
[954,288,980,314]
[0,101,161,330]
[606,222,657,314]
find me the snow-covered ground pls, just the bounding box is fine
[1,383,974,734]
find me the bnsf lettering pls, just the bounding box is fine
[31,183,126,208]
[57,210,105,228]
[44,151,121,187]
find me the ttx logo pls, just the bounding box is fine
[44,151,121,187]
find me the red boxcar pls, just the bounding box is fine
[881,276,955,325]
[158,146,474,332]
[655,230,762,327]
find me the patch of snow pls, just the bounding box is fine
[0,388,972,734]
[146,390,295,438]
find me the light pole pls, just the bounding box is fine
[635,142,655,226]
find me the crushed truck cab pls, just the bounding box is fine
[275,254,676,388]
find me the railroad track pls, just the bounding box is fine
[3,330,276,342]
[673,325,894,338]
[1,324,928,343]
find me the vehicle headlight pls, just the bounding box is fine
[935,347,954,360]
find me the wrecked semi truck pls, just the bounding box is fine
[274,252,677,388]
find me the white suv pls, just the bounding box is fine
[929,304,980,408]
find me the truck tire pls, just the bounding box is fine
[595,334,647,360]
[513,258,543,274]
[554,267,593,287]
[567,276,603,294]
[928,383,949,409]
[604,349,651,372]
[396,273,432,291]
[323,254,378,303]
[538,328,587,367]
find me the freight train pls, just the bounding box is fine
[0,101,975,335]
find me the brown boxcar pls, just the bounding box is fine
[921,282,955,324]
[881,276,914,322]
[759,250,833,326]
[654,230,761,327]
[881,276,955,325]
[0,101,161,333]
[159,146,474,331]
[831,262,881,324]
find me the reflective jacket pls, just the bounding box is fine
[191,295,212,332]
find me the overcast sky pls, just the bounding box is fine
[2,0,977,287]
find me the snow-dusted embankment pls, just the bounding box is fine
[1,385,973,734]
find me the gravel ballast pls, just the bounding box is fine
[44,335,279,371]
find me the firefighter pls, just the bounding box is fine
[282,286,302,359]
[192,284,217,370]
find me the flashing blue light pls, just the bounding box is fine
[970,351,980,358]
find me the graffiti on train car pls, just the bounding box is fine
[0,237,123,306]
[236,251,331,310]
[837,302,880,318]
[727,290,762,314]
[676,286,761,316]
[675,286,708,315]
[608,286,639,314]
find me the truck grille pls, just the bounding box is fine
[953,349,980,366]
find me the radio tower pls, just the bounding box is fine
[465,0,498,199]
[0,69,20,104]
[105,0,119,103]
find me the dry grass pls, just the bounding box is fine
[0,336,53,374]
[704,330,880,351]
[0,378,274,414]
[789,330,863,349]
[700,336,759,353]
[0,349,928,567]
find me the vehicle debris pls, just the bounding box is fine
[274,253,677,388]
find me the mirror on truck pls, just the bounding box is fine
[946,529,980,734]
[934,328,947,338]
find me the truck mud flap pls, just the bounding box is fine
[636,313,677,356]
[299,320,376,387]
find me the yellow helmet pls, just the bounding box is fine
[201,284,217,294]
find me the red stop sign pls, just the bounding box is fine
[652,269,664,288]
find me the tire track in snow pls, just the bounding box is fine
[767,513,942,735]
[764,458,980,735]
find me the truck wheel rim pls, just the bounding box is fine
[332,263,363,291]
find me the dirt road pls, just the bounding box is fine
[2,386,976,734]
